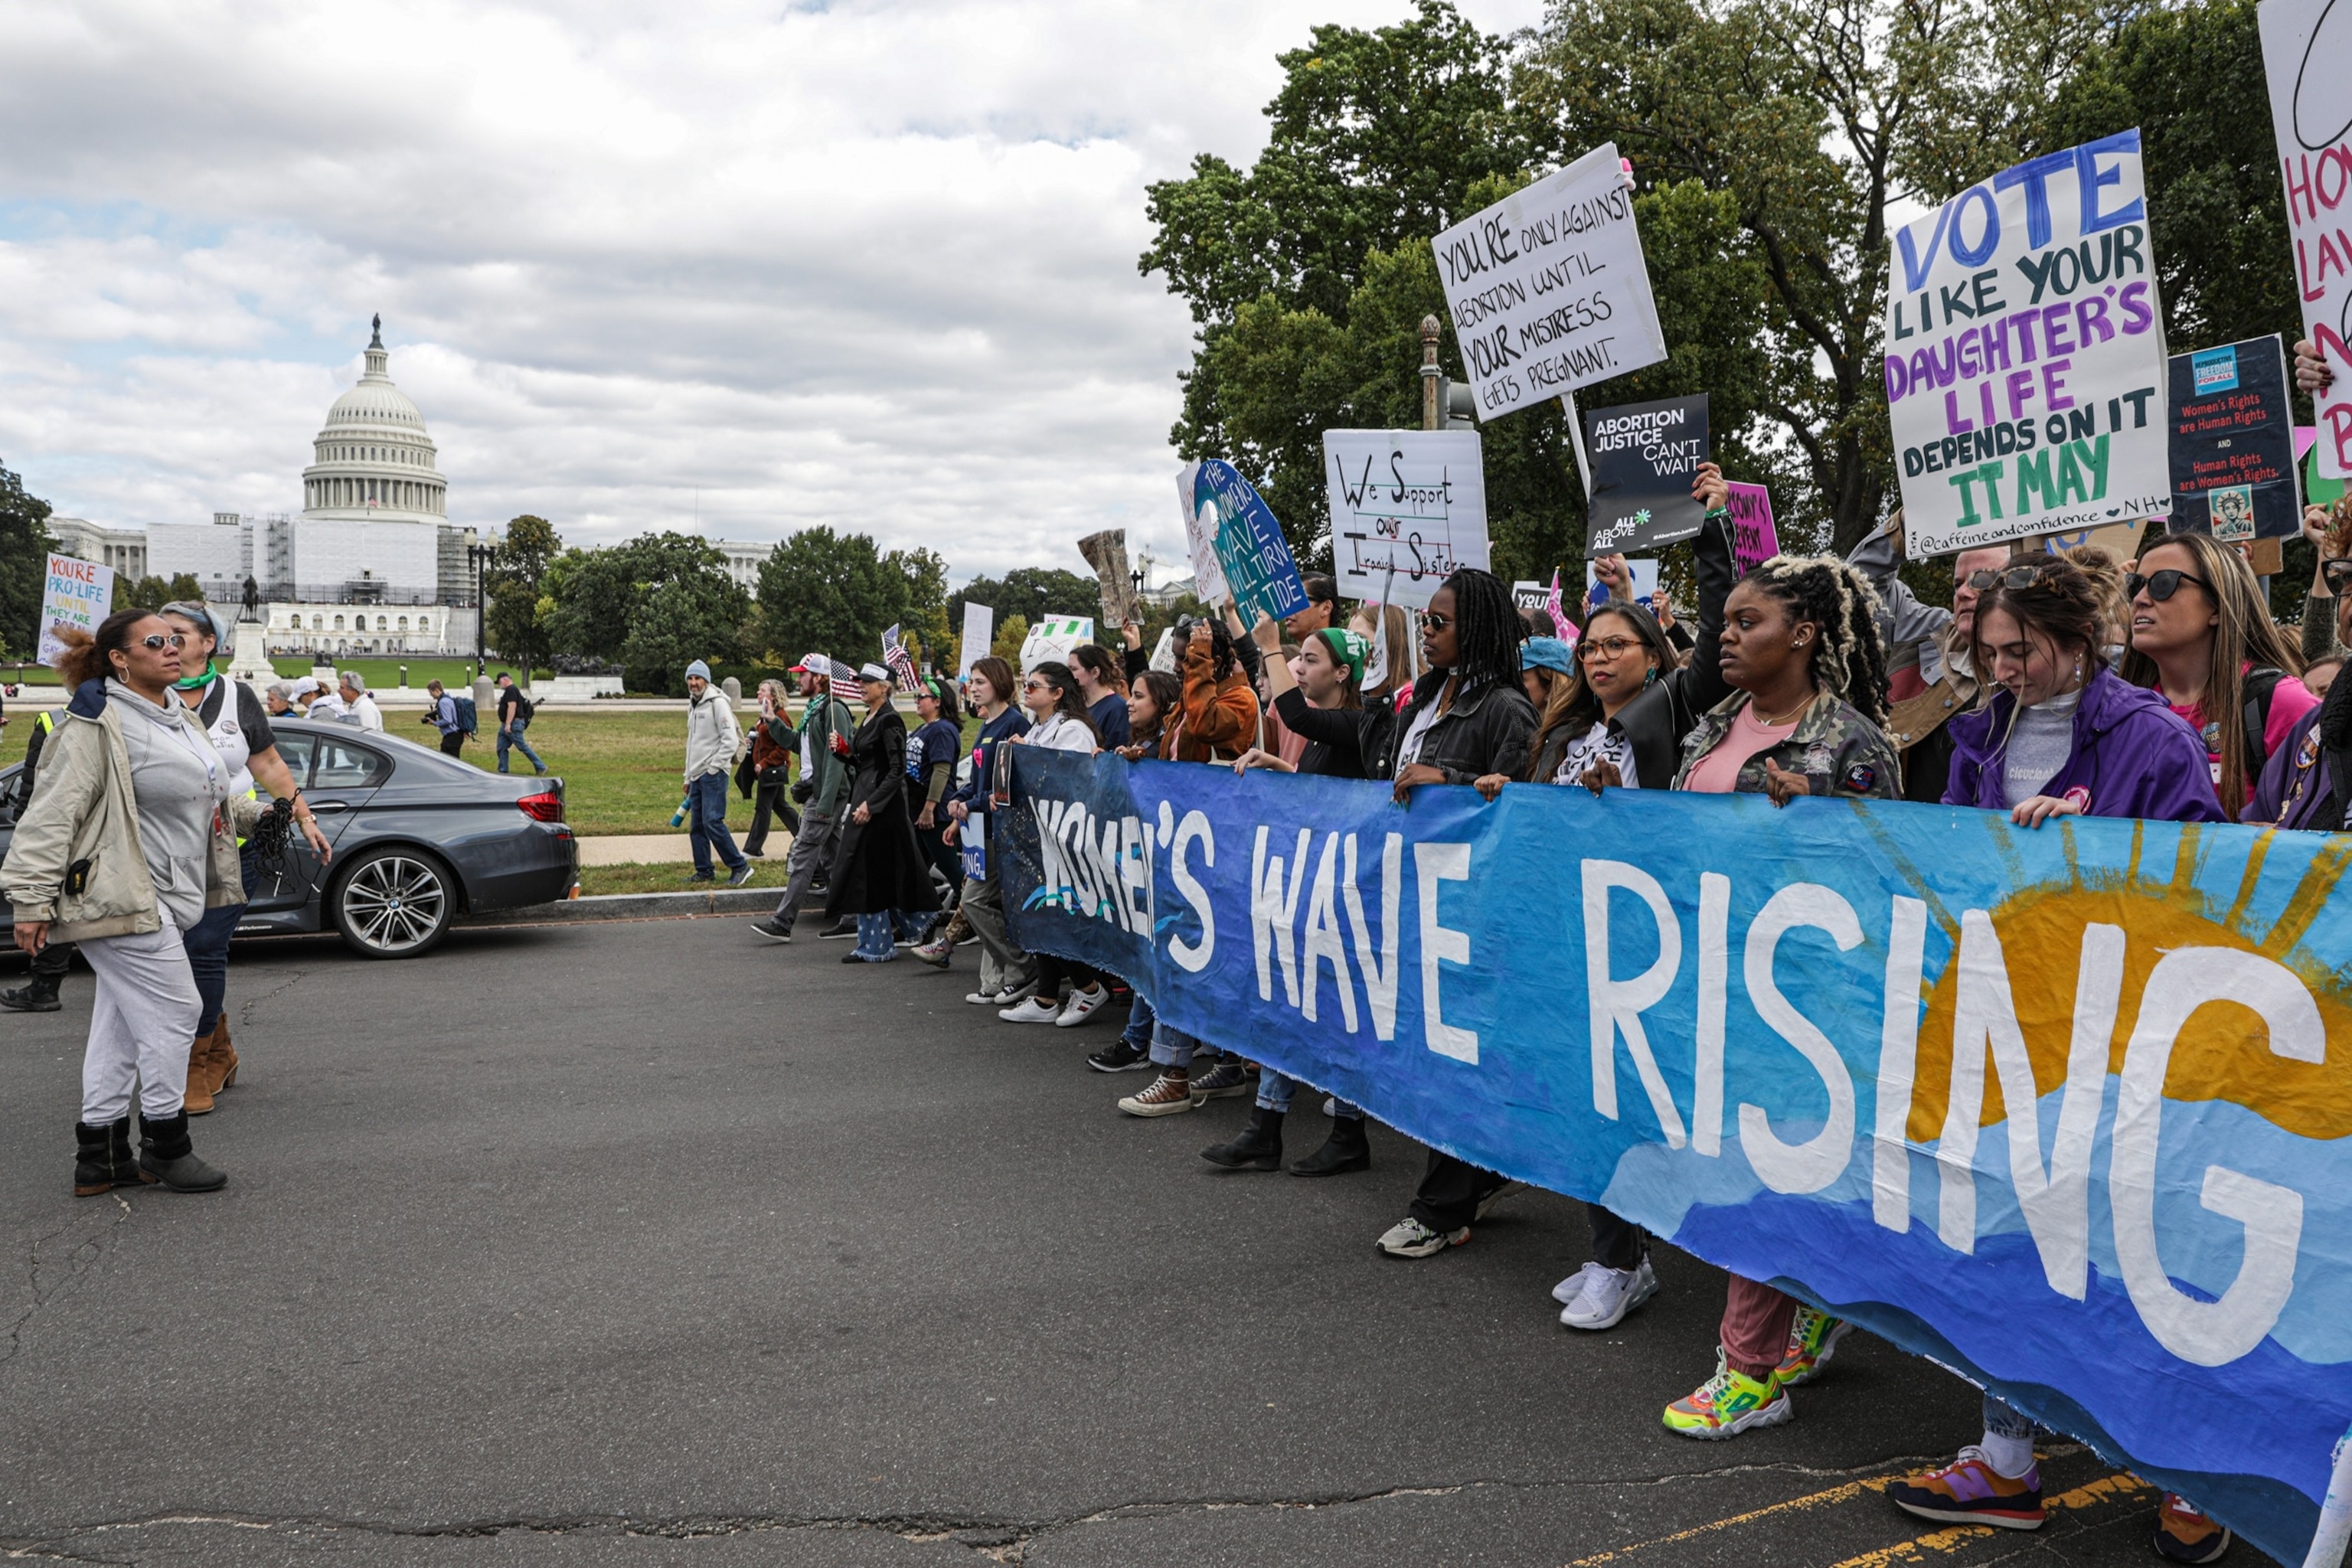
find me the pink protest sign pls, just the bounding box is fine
[1726,482,1777,577]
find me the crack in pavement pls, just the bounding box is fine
[1,1193,133,1377]
[233,966,309,1029]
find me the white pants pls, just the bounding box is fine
[78,909,201,1125]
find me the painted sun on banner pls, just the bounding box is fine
[1885,131,2173,556]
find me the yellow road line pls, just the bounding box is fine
[1565,1468,2151,1568]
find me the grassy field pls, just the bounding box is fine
[572,861,798,897]
[3,658,503,691]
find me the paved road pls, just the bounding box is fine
[1,919,2185,1566]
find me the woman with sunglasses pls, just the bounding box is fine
[997,662,1116,1027]
[4,611,270,1195]
[1201,621,1381,1174]
[1658,552,1900,1440]
[2119,531,2312,819]
[1889,554,2226,1559]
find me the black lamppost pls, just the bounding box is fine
[466,541,495,681]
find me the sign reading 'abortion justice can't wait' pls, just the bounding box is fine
[1884,131,2173,556]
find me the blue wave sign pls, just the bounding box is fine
[1188,459,1309,623]
[999,748,2352,1566]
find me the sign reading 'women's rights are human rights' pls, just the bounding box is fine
[998,747,2352,1568]
[1885,131,2174,556]
[1430,142,1668,422]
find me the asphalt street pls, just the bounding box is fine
[0,916,2196,1566]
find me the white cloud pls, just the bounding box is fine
[0,0,1543,583]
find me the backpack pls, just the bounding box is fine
[453,694,479,737]
[2242,666,2288,784]
[511,690,535,724]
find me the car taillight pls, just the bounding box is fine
[518,789,564,823]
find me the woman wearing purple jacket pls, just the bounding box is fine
[1892,554,2232,1563]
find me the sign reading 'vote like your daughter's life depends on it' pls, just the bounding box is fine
[1885,131,2173,557]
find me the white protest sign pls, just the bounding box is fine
[1018,615,1094,673]
[958,603,995,677]
[1174,464,1230,603]
[1429,142,1668,422]
[39,553,113,666]
[2262,0,2352,477]
[1321,430,1490,609]
[1884,131,2172,556]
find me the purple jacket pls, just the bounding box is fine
[2252,705,2338,831]
[1942,665,2226,823]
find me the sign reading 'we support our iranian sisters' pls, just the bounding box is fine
[998,748,2352,1567]
[1430,142,1668,421]
[1886,132,2173,556]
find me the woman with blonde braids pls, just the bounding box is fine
[1659,552,1902,1441]
[2120,529,2312,818]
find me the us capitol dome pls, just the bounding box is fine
[301,314,446,522]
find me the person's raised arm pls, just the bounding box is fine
[1253,613,1296,703]
[1677,469,1737,716]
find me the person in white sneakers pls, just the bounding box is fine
[994,662,1111,1027]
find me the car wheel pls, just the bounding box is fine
[331,847,456,959]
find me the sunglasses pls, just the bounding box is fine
[1418,610,1452,630]
[1576,635,1642,662]
[2124,568,2213,603]
[1965,564,2062,592]
[136,632,187,652]
[2324,558,2352,592]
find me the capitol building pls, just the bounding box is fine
[51,317,484,658]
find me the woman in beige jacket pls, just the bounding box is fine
[4,609,261,1195]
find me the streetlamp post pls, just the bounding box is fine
[466,541,495,681]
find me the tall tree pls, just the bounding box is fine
[0,464,57,660]
[889,545,952,666]
[756,527,909,668]
[946,567,1100,635]
[543,531,737,668]
[1519,0,2106,554]
[484,514,562,677]
[622,573,752,696]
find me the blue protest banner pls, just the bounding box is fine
[1000,746,2352,1567]
[1187,459,1309,623]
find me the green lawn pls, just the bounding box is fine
[573,861,797,897]
[3,657,507,691]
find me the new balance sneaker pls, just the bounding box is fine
[1554,1259,1658,1331]
[1374,1217,1468,1258]
[1775,1305,1854,1387]
[1054,984,1111,1027]
[1661,1349,1791,1439]
[1190,1060,1251,1099]
[1116,1073,1197,1117]
[1086,1039,1152,1073]
[998,996,1062,1024]
[2154,1494,2232,1563]
[1886,1447,2044,1530]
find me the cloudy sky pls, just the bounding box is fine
[0,0,1541,586]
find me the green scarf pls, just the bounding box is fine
[172,658,219,691]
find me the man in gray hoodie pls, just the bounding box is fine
[682,659,752,886]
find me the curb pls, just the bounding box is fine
[471,887,779,926]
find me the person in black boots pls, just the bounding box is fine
[2,611,260,1194]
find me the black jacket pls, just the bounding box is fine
[1378,671,1539,784]
[825,708,942,917]
[1272,686,1390,779]
[1524,508,1736,789]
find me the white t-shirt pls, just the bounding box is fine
[1027,712,1096,753]
[1553,722,1638,789]
[1395,698,1443,769]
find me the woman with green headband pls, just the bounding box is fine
[1203,617,1380,1176]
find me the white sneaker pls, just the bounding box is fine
[965,988,1005,1005]
[1054,984,1110,1027]
[997,997,1063,1024]
[1557,1259,1658,1331]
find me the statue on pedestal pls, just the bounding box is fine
[240,576,261,623]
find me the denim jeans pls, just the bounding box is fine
[854,912,900,960]
[1255,1070,1364,1119]
[1983,1395,2036,1440]
[1122,993,1155,1050]
[181,844,260,1037]
[1150,1021,1203,1070]
[686,770,745,877]
[496,720,546,774]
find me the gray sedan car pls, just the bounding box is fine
[2,717,577,959]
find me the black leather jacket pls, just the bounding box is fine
[1378,670,1539,784]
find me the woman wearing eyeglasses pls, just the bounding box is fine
[1468,464,1735,1330]
[995,662,1114,1027]
[3,610,270,1195]
[2118,531,2312,818]
[1889,554,2226,1557]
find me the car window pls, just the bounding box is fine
[310,736,390,791]
[273,733,315,782]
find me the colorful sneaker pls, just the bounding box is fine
[1374,1217,1467,1258]
[1775,1305,1853,1387]
[1190,1060,1251,1099]
[1886,1446,2044,1530]
[2153,1494,2232,1563]
[1661,1349,1790,1439]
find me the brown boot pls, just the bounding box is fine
[182,1035,216,1116]
[210,1018,240,1095]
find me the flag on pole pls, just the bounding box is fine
[818,655,862,705]
[882,625,922,693]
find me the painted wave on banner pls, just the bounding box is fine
[998,746,2352,1566]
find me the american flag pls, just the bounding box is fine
[815,655,862,705]
[881,625,922,693]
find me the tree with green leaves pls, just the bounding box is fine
[890,545,952,668]
[755,526,909,668]
[0,462,53,661]
[484,514,561,676]
[543,531,734,668]
[946,568,1100,636]
[622,572,753,696]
